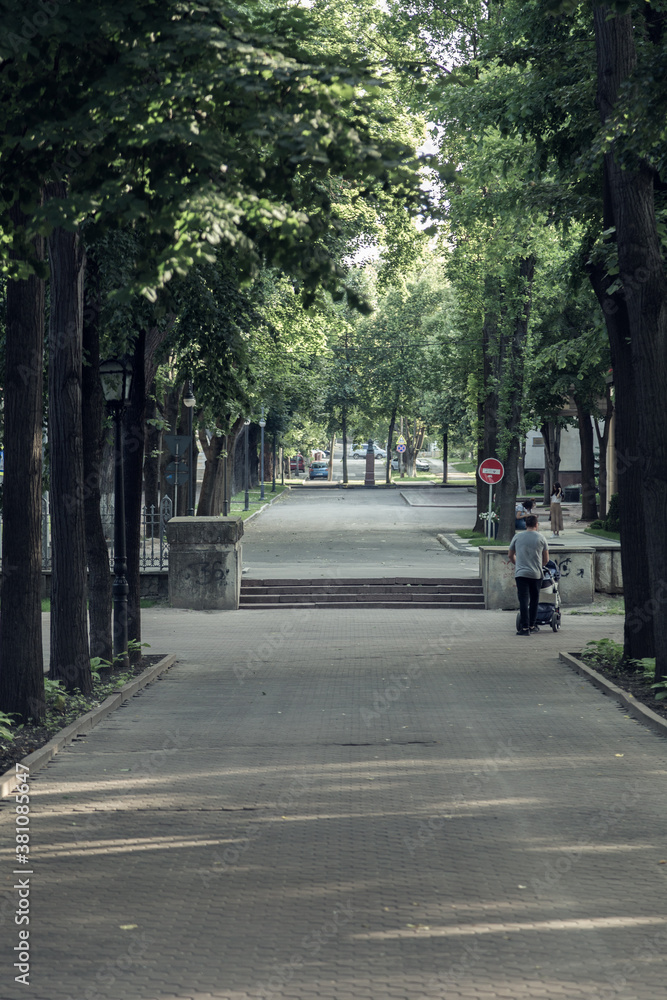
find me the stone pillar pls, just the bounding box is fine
[166,517,243,610]
[364,439,375,487]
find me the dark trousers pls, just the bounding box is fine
[516,576,541,631]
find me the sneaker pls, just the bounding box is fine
[530,625,540,633]
[516,629,531,636]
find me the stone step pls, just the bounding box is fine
[239,600,485,610]
[240,593,483,605]
[241,576,482,588]
[238,576,484,610]
[241,584,482,597]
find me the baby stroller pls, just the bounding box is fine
[515,560,562,632]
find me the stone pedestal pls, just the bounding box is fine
[479,545,595,609]
[166,517,243,610]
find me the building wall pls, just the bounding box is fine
[524,424,600,487]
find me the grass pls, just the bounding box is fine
[583,527,621,543]
[456,529,508,547]
[451,461,477,474]
[228,484,288,519]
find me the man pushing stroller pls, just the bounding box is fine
[508,514,550,636]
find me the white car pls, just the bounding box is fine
[351,445,386,460]
[391,457,431,471]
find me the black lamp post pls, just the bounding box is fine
[244,418,251,511]
[259,406,266,501]
[99,357,133,669]
[271,432,277,493]
[183,380,196,516]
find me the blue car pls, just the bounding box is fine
[309,460,329,480]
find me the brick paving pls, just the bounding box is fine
[2,491,664,1000]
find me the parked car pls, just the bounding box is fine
[289,455,305,472]
[351,444,387,460]
[390,456,431,472]
[309,460,329,480]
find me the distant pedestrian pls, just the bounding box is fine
[508,514,550,636]
[515,497,534,532]
[550,482,564,537]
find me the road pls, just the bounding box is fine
[242,486,479,579]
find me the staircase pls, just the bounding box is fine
[240,577,485,610]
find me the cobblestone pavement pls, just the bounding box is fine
[4,603,667,1000]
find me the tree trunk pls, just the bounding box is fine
[517,440,526,496]
[541,421,561,505]
[81,252,112,665]
[474,400,486,534]
[386,401,398,484]
[594,384,613,519]
[589,261,653,661]
[342,409,349,484]
[593,7,665,666]
[442,429,448,484]
[497,256,535,543]
[574,397,598,521]
[197,429,225,516]
[476,292,502,532]
[0,203,46,721]
[123,331,146,663]
[46,183,91,695]
[327,432,335,481]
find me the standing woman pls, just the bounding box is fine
[550,482,564,537]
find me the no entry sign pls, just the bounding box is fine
[478,458,504,485]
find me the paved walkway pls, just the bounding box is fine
[3,491,662,1000]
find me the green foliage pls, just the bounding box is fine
[2,0,430,302]
[582,638,625,670]
[44,678,67,713]
[0,710,19,742]
[525,471,541,490]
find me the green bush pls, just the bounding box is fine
[524,471,541,490]
[604,493,620,532]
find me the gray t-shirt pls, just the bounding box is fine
[508,530,548,579]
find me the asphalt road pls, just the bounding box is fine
[241,487,479,579]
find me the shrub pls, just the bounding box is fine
[524,471,541,490]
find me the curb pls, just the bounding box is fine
[436,533,478,558]
[559,651,667,739]
[242,486,291,524]
[0,653,178,798]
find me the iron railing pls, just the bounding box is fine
[8,494,174,571]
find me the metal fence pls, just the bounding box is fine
[3,494,174,572]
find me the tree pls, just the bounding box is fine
[0,204,45,721]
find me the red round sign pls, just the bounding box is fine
[478,458,505,485]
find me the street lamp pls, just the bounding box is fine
[99,356,133,670]
[259,407,266,501]
[244,418,251,511]
[272,431,277,493]
[183,380,196,516]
